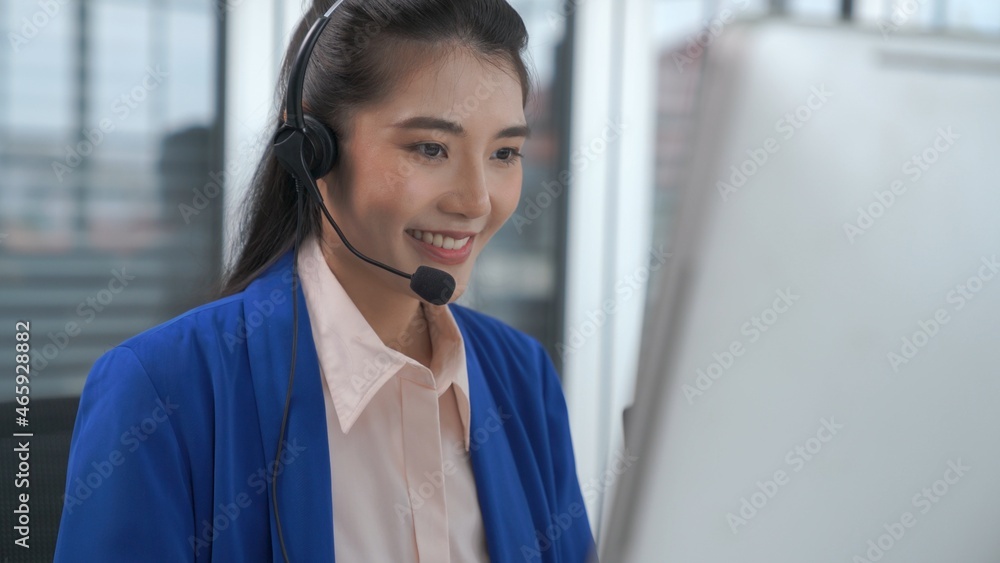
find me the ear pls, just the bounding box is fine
[316,176,330,200]
[317,171,346,201]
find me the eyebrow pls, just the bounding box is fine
[391,116,531,140]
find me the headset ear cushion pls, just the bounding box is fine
[303,114,338,180]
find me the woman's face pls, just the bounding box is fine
[318,47,527,304]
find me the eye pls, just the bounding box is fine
[411,143,447,160]
[493,147,524,166]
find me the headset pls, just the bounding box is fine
[268,1,457,560]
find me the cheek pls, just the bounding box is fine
[349,154,423,223]
[491,176,522,224]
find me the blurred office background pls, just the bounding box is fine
[1,0,998,559]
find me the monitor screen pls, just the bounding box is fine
[602,20,1000,563]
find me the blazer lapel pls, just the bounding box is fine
[458,311,538,561]
[244,249,336,561]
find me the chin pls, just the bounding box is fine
[448,285,467,303]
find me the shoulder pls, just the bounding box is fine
[76,291,256,453]
[87,292,251,410]
[113,249,295,365]
[113,292,247,369]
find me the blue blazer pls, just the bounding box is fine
[54,248,596,562]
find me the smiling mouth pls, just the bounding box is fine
[405,229,472,250]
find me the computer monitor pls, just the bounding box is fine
[601,20,1000,563]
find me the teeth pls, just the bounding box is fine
[409,229,470,250]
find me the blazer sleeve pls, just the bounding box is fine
[54,346,195,562]
[539,345,599,562]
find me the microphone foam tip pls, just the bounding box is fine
[410,266,456,306]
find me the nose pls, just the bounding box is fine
[440,160,491,219]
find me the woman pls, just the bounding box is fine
[54,0,595,561]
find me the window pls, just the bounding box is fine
[0,0,223,399]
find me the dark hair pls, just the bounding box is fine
[219,0,532,297]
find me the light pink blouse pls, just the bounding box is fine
[296,233,490,562]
